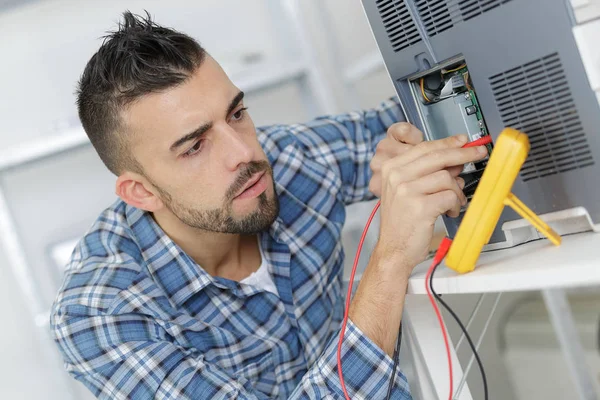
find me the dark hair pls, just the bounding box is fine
[77,11,207,175]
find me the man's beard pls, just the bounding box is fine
[153,161,279,234]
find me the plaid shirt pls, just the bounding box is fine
[50,98,412,399]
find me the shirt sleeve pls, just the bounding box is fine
[290,319,412,399]
[290,97,406,205]
[51,310,411,399]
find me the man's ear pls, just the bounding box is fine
[116,172,164,212]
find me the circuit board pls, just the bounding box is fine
[410,62,493,198]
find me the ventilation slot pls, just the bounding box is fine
[489,53,594,182]
[416,0,514,37]
[376,0,422,52]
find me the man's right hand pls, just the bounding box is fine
[375,134,487,273]
[348,134,487,356]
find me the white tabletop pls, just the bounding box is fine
[408,232,600,295]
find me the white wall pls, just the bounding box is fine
[0,1,394,398]
[0,1,521,399]
[0,0,285,146]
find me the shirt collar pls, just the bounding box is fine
[124,203,216,306]
[123,202,289,308]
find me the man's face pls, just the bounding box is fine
[123,56,278,234]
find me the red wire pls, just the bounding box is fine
[463,135,492,148]
[337,200,380,400]
[338,138,482,398]
[425,237,454,400]
[336,203,455,400]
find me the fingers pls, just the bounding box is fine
[384,145,487,183]
[404,169,467,209]
[447,165,464,178]
[428,190,464,218]
[368,175,381,197]
[384,133,486,171]
[387,122,424,145]
[392,134,467,167]
[374,169,464,202]
[371,141,412,170]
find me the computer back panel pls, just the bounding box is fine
[362,0,600,244]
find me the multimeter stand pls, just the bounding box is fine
[504,193,561,246]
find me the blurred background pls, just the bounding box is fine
[0,1,598,399]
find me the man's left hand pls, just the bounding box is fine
[369,122,424,197]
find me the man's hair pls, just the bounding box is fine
[77,11,207,175]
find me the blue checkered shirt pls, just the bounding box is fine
[50,98,412,399]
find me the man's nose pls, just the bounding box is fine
[218,124,254,170]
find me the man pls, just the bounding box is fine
[50,11,486,399]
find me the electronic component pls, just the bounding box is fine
[446,128,561,274]
[411,63,488,142]
[463,162,476,173]
[409,61,492,202]
[440,74,466,96]
[452,74,465,88]
[364,0,600,250]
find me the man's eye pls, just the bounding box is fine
[231,107,248,121]
[183,141,203,157]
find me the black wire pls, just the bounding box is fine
[430,263,489,400]
[385,323,402,400]
[474,230,579,257]
[463,178,481,191]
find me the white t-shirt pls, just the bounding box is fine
[240,239,278,296]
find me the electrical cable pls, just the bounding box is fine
[338,137,492,399]
[430,259,489,400]
[385,324,402,400]
[336,200,403,400]
[420,78,432,103]
[442,64,467,75]
[463,71,472,91]
[337,201,380,400]
[463,178,481,194]
[425,238,454,400]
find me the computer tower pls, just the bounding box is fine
[361,0,600,247]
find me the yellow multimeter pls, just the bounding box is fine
[445,128,562,274]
